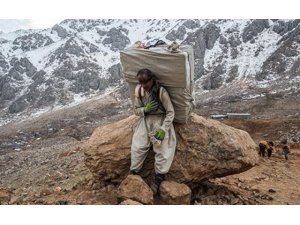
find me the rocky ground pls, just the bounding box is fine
[1,94,300,205]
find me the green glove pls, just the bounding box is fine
[144,100,159,113]
[154,129,165,141]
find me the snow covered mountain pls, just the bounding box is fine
[0,19,300,125]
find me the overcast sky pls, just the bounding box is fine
[0,0,300,32]
[0,19,62,33]
[1,0,298,24]
[0,1,298,33]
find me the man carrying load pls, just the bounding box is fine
[130,68,176,195]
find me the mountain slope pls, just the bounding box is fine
[1,19,300,125]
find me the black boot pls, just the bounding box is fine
[130,170,139,175]
[151,173,165,196]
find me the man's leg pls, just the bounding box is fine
[151,125,176,195]
[284,151,288,160]
[151,173,165,195]
[259,144,265,157]
[268,149,272,158]
[130,119,151,173]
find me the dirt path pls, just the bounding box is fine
[223,148,300,204]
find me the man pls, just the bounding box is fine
[267,141,274,158]
[259,140,274,158]
[282,140,290,160]
[130,68,176,195]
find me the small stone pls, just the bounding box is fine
[106,185,115,192]
[160,181,191,205]
[119,199,143,205]
[40,189,51,196]
[21,192,28,197]
[54,186,62,192]
[238,178,245,183]
[87,180,94,187]
[268,188,276,193]
[251,186,260,193]
[9,196,19,204]
[92,182,102,190]
[34,193,41,198]
[244,186,251,191]
[231,198,239,205]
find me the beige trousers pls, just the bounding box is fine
[130,114,176,174]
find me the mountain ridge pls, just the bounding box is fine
[1,19,300,125]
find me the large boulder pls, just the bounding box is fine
[84,113,258,187]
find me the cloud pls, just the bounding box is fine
[0,19,62,33]
[0,19,32,33]
[29,19,62,29]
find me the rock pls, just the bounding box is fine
[84,113,258,186]
[231,198,240,205]
[166,25,187,41]
[84,116,133,185]
[54,186,62,192]
[244,186,252,191]
[102,27,130,51]
[9,196,20,205]
[117,175,153,205]
[268,188,276,193]
[75,191,108,205]
[40,189,52,196]
[261,194,273,200]
[201,196,216,205]
[106,185,115,192]
[119,199,143,205]
[251,187,260,193]
[108,63,122,83]
[0,189,11,205]
[91,182,102,190]
[238,178,245,183]
[203,23,221,49]
[52,24,69,38]
[159,181,191,205]
[242,19,269,42]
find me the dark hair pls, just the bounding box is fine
[137,68,153,79]
[268,141,274,146]
[136,69,157,84]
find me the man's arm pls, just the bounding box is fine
[133,96,145,117]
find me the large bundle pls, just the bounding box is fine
[120,45,195,124]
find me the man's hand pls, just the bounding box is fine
[144,100,159,113]
[154,129,165,141]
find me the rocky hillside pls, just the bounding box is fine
[1,99,299,205]
[1,19,300,125]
